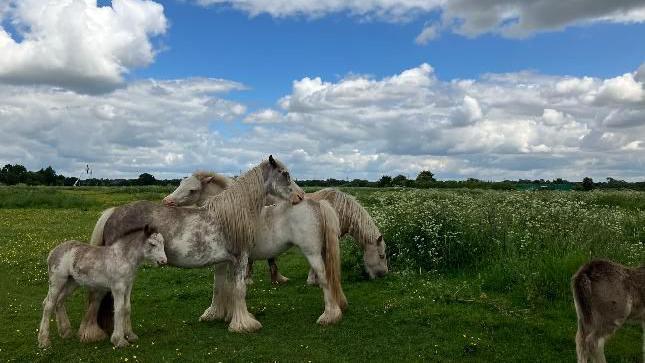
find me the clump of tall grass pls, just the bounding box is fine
[358,189,644,304]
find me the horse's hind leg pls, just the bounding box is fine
[78,290,108,342]
[228,252,262,333]
[110,286,129,348]
[55,280,77,339]
[38,277,66,348]
[269,258,289,285]
[304,253,341,325]
[200,263,232,322]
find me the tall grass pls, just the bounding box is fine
[351,189,645,304]
[0,187,101,209]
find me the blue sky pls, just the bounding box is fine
[132,1,645,109]
[1,0,644,180]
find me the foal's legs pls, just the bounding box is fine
[78,290,108,342]
[200,263,232,322]
[55,280,78,339]
[110,285,129,348]
[303,253,341,325]
[268,258,289,284]
[228,252,262,333]
[123,284,138,342]
[38,276,66,348]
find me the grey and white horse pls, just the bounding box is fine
[78,156,304,340]
[39,225,166,349]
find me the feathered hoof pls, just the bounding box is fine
[339,296,349,312]
[59,327,74,339]
[111,335,130,348]
[38,336,51,349]
[228,315,262,333]
[316,307,342,326]
[306,276,318,286]
[199,306,226,322]
[125,332,139,342]
[273,274,290,285]
[78,324,107,343]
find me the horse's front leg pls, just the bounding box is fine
[199,263,232,322]
[110,286,129,348]
[306,268,319,286]
[123,284,138,342]
[228,251,262,333]
[245,259,255,285]
[268,258,289,284]
[78,290,108,342]
[304,253,342,325]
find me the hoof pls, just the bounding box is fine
[59,328,73,339]
[228,316,262,333]
[38,337,51,349]
[199,306,224,322]
[78,324,107,343]
[273,274,289,285]
[111,336,130,348]
[316,307,342,326]
[125,332,139,343]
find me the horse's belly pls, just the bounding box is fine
[250,235,291,260]
[165,235,229,268]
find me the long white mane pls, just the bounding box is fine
[308,188,381,247]
[203,162,268,254]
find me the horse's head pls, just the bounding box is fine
[265,155,305,205]
[362,235,388,279]
[163,174,211,207]
[142,225,167,266]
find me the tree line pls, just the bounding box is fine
[1,164,644,191]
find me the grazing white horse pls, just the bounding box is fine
[163,173,389,284]
[38,226,166,349]
[78,156,304,341]
[572,259,645,363]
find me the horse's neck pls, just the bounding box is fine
[199,183,225,204]
[110,238,144,267]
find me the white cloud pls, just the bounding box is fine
[1,64,644,181]
[0,0,167,94]
[195,0,645,41]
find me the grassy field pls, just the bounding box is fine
[0,186,643,362]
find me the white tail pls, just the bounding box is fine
[318,200,347,310]
[90,207,114,246]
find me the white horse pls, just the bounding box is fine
[39,226,166,349]
[199,198,347,325]
[163,173,389,284]
[78,156,304,341]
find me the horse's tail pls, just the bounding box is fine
[91,207,115,332]
[572,263,596,361]
[90,207,114,246]
[319,200,347,310]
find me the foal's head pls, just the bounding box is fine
[142,225,167,266]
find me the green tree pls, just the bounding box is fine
[378,175,392,187]
[582,177,594,191]
[416,170,435,183]
[137,173,156,186]
[392,174,408,186]
[0,164,28,185]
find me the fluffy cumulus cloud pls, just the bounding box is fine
[1,63,644,181]
[0,0,167,94]
[195,0,645,41]
[225,63,645,181]
[0,78,248,178]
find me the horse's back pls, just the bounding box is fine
[103,201,159,245]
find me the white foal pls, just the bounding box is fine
[38,225,166,349]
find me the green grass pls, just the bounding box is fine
[0,187,643,362]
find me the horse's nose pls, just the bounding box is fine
[162,197,175,207]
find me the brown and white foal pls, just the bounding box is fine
[572,259,644,363]
[38,225,166,348]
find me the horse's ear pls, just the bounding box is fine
[269,155,277,168]
[203,176,214,184]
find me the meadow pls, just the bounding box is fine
[0,186,643,362]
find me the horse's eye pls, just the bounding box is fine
[379,254,386,259]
